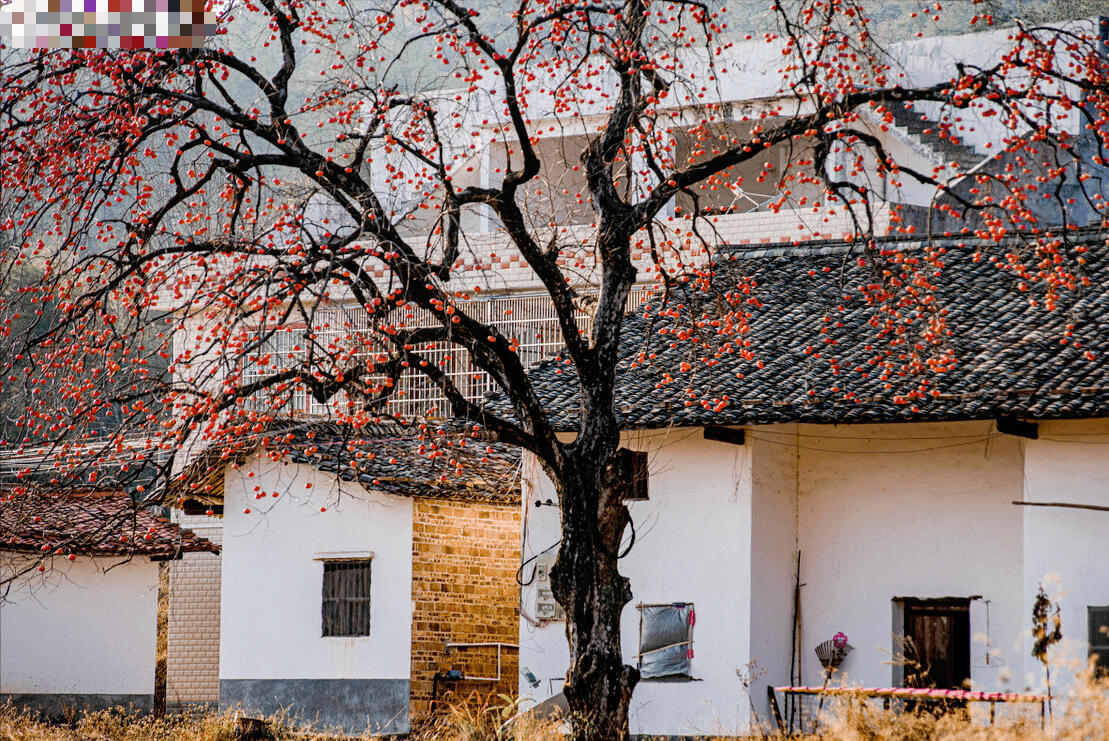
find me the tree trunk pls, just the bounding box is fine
[549,450,640,741]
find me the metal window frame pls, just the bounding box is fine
[321,558,372,638]
[238,287,655,420]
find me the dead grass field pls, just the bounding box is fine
[2,677,1108,741]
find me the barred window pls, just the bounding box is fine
[322,560,372,637]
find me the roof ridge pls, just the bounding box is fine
[722,226,1109,259]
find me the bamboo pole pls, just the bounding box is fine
[1012,501,1109,513]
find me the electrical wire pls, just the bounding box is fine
[618,514,636,559]
[747,433,997,454]
[516,540,561,587]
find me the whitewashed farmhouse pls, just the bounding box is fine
[0,491,218,718]
[169,422,521,734]
[516,232,1109,735]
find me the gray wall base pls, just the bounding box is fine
[3,693,153,720]
[220,678,409,735]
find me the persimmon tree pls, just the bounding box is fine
[2,1,1108,738]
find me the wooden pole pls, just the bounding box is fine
[1012,501,1109,513]
[789,551,802,734]
[767,686,784,732]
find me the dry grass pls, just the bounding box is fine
[0,694,563,741]
[0,704,355,741]
[410,692,561,741]
[783,672,1109,741]
[2,676,1108,741]
[155,563,169,716]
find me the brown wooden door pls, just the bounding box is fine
[903,599,971,690]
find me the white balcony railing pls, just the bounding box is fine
[241,287,655,420]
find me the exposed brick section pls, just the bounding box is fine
[166,516,223,708]
[409,499,521,719]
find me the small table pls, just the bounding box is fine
[769,685,1048,732]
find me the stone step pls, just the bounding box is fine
[889,104,981,169]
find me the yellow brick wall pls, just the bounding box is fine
[409,499,521,719]
[166,518,222,708]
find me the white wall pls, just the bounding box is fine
[518,419,1109,734]
[219,456,413,681]
[794,421,1025,694]
[519,428,754,736]
[0,555,159,695]
[748,428,800,726]
[1022,418,1109,691]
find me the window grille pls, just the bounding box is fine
[239,326,311,414]
[322,560,372,637]
[1089,606,1109,675]
[637,602,695,679]
[302,286,655,420]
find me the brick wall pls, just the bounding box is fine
[409,498,521,719]
[166,516,223,709]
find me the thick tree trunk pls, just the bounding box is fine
[549,451,640,741]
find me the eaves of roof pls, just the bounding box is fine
[520,231,1109,431]
[172,421,521,506]
[1,491,219,559]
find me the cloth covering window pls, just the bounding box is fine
[638,603,694,679]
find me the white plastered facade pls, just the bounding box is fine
[218,455,413,684]
[519,419,1109,736]
[0,555,160,697]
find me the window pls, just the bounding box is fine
[637,602,694,680]
[1089,606,1109,675]
[614,449,649,501]
[322,560,372,637]
[237,325,316,414]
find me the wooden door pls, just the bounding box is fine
[903,599,970,690]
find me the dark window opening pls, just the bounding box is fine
[615,449,649,501]
[181,499,223,516]
[1089,606,1109,676]
[638,602,694,680]
[898,598,971,690]
[322,560,372,637]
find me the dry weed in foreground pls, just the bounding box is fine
[0,695,563,741]
[412,692,562,741]
[817,673,1109,741]
[0,703,355,741]
[3,678,1107,741]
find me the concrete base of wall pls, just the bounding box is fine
[219,678,409,735]
[3,693,154,720]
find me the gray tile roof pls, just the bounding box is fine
[278,422,521,503]
[519,232,1109,430]
[174,421,521,505]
